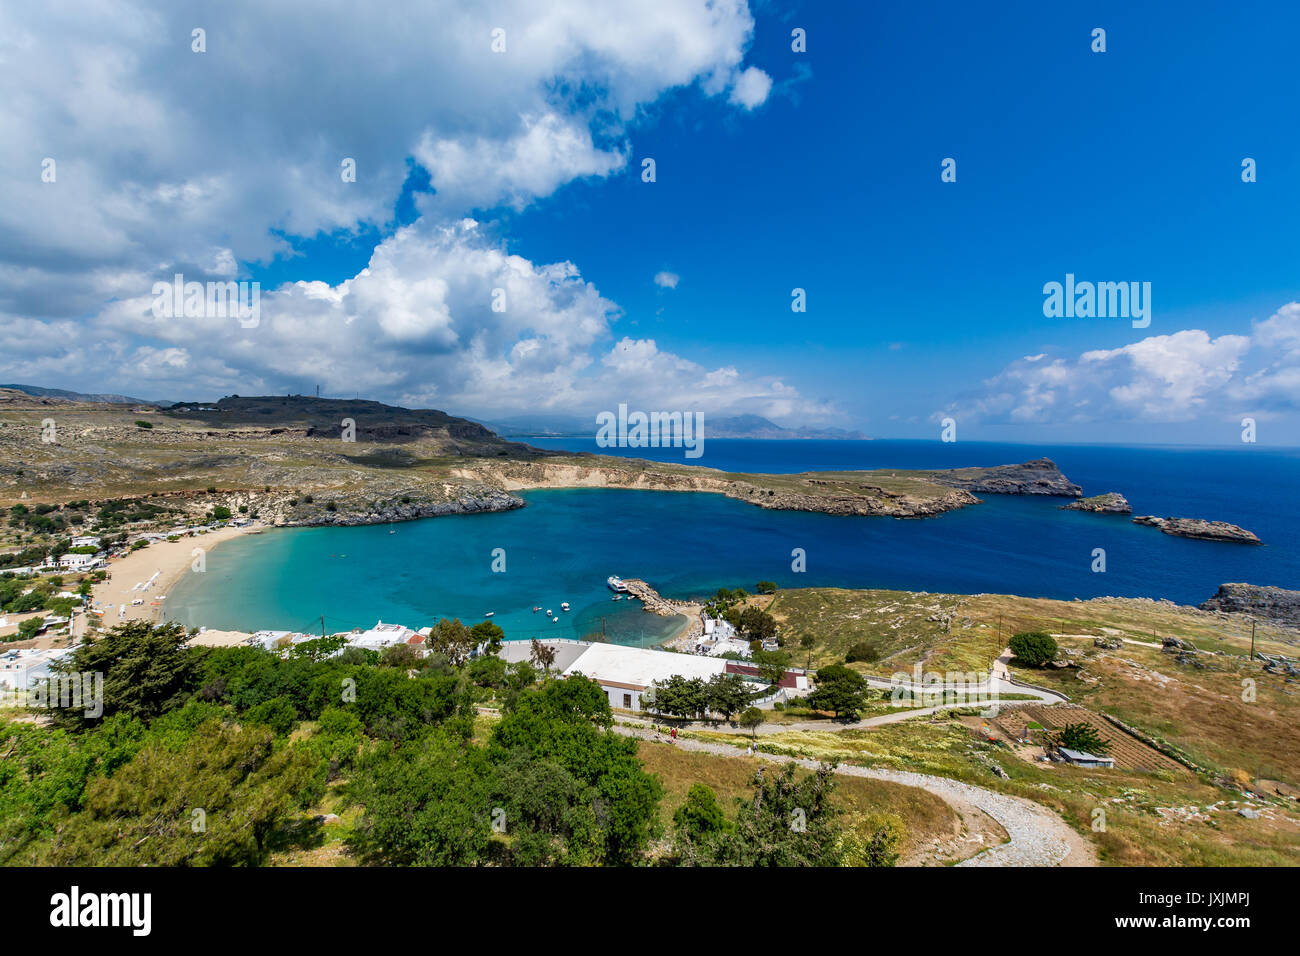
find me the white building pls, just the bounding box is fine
[0,648,73,691]
[248,630,313,651]
[56,553,104,572]
[500,639,733,713]
[350,621,417,651]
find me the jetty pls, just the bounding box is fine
[620,578,680,616]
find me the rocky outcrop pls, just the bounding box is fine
[1133,516,1262,544]
[460,460,980,518]
[282,489,524,527]
[1200,583,1300,626]
[1063,492,1131,514]
[927,459,1083,497]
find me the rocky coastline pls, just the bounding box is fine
[927,458,1083,497]
[1200,583,1300,626]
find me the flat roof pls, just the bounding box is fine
[563,642,727,689]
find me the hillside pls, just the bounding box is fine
[0,392,1084,551]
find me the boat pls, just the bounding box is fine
[607,575,629,593]
[561,602,570,612]
[611,594,622,601]
[546,609,552,616]
[484,612,494,618]
[532,606,541,613]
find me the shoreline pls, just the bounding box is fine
[89,525,261,637]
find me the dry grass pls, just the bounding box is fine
[635,737,959,859]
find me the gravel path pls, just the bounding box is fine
[616,724,1097,867]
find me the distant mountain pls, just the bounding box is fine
[472,414,590,437]
[707,414,869,440]
[0,383,166,406]
[479,412,867,440]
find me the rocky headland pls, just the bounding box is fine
[1200,583,1300,627]
[926,458,1083,497]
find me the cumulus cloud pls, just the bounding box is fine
[728,66,774,109]
[12,219,829,423]
[0,0,822,422]
[938,306,1300,427]
[653,271,680,289]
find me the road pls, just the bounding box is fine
[616,723,1097,867]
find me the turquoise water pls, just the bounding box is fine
[164,442,1300,646]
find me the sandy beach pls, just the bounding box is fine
[88,525,259,636]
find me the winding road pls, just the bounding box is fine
[615,722,1097,867]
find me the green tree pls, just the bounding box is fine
[1008,631,1058,668]
[844,640,880,664]
[681,763,847,866]
[470,619,506,653]
[647,674,707,720]
[37,719,319,866]
[704,672,751,721]
[1050,721,1111,755]
[738,606,778,641]
[17,616,43,641]
[344,731,498,866]
[52,620,198,729]
[807,663,869,720]
[738,706,764,738]
[755,581,777,594]
[428,618,475,667]
[751,648,791,688]
[673,783,729,843]
[244,695,299,735]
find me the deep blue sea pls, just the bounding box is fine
[164,440,1300,646]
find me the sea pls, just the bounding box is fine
[163,440,1300,646]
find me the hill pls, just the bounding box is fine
[0,383,163,406]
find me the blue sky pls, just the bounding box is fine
[3,1,1298,444]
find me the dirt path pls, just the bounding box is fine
[614,724,1098,867]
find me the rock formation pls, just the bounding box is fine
[1132,516,1262,544]
[1063,492,1131,514]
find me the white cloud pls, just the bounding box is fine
[729,66,773,109]
[0,1,820,422]
[939,308,1300,427]
[653,271,680,289]
[11,219,829,423]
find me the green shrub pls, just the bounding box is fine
[1008,631,1058,668]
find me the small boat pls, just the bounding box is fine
[561,602,570,612]
[484,612,494,618]
[611,594,622,601]
[546,609,552,616]
[532,606,541,613]
[389,530,395,534]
